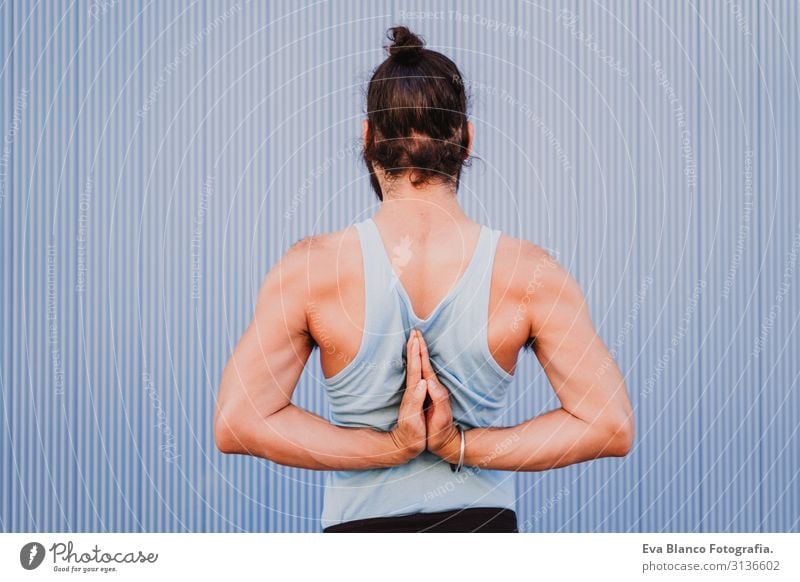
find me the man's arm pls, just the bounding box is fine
[430,244,634,470]
[213,241,425,470]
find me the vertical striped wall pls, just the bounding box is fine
[1,1,798,532]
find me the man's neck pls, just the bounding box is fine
[374,181,471,228]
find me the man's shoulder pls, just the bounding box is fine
[494,234,586,316]
[494,234,564,286]
[276,226,361,287]
[283,226,357,261]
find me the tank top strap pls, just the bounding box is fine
[353,219,399,333]
[454,225,501,296]
[434,225,500,346]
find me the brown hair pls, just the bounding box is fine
[363,26,471,200]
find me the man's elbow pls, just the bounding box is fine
[214,407,250,455]
[604,412,634,457]
[214,419,240,455]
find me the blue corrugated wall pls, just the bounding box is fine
[1,1,798,532]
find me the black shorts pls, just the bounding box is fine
[323,507,518,533]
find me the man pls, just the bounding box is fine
[213,26,633,532]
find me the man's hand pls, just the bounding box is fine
[416,331,462,464]
[388,330,428,461]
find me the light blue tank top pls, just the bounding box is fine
[320,217,516,528]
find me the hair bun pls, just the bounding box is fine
[387,26,425,65]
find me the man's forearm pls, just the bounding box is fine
[219,403,411,470]
[457,407,631,471]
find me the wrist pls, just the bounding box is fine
[433,425,463,464]
[386,429,420,465]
